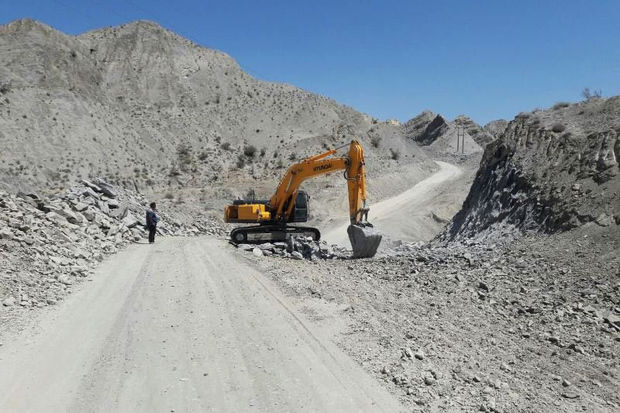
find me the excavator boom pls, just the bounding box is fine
[224,140,382,258]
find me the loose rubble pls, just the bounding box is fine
[241,224,620,412]
[233,235,351,260]
[0,179,225,319]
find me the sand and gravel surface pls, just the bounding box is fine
[323,161,468,247]
[0,237,404,413]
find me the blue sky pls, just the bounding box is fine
[1,0,619,125]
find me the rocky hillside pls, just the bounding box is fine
[0,179,223,316]
[402,110,484,157]
[443,97,620,241]
[0,19,433,195]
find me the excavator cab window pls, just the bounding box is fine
[290,190,309,223]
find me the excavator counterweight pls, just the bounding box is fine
[224,140,382,258]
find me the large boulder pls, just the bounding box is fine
[96,179,118,198]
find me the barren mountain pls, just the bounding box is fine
[0,19,434,200]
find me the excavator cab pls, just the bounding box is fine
[290,190,309,223]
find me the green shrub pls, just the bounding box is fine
[221,142,231,151]
[390,148,400,160]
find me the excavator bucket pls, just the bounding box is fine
[347,224,382,258]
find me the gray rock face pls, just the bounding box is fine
[442,97,620,241]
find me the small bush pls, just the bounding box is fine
[516,112,531,119]
[260,148,266,157]
[370,136,382,148]
[236,155,246,169]
[390,148,400,160]
[243,145,257,158]
[164,192,174,199]
[221,142,231,151]
[276,159,284,168]
[0,82,10,94]
[288,152,297,161]
[582,87,602,101]
[552,123,566,133]
[552,102,570,110]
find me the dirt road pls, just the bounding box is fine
[0,238,403,413]
[322,161,465,247]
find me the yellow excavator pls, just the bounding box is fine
[224,140,382,258]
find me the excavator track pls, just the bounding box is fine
[230,225,321,244]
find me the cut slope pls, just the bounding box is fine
[442,97,620,241]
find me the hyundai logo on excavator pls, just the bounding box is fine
[313,163,332,172]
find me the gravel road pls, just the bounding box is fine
[0,238,403,413]
[322,161,464,247]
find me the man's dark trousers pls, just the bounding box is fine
[148,225,157,243]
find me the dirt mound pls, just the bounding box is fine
[442,97,620,241]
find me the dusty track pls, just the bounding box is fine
[322,161,464,247]
[0,238,403,413]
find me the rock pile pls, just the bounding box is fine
[234,235,350,260]
[0,179,224,312]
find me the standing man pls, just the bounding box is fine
[146,202,160,244]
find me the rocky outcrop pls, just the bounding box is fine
[442,98,620,241]
[454,115,496,147]
[402,111,483,156]
[484,119,509,139]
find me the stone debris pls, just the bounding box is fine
[233,235,350,260]
[0,180,226,313]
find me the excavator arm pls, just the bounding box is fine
[225,140,382,258]
[269,141,370,225]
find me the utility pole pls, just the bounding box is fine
[456,127,465,154]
